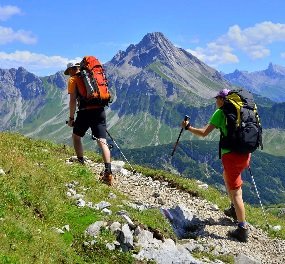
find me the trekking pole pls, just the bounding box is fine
[65,121,113,149]
[248,166,269,228]
[106,130,136,174]
[171,115,190,157]
[90,132,114,149]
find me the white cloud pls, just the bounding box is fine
[0,5,36,45]
[0,26,37,44]
[0,50,81,76]
[224,21,285,59]
[189,21,285,66]
[0,5,21,21]
[281,52,285,59]
[187,43,239,67]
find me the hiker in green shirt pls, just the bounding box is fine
[181,89,250,243]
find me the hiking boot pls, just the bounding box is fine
[228,226,249,242]
[68,156,85,165]
[224,204,237,221]
[100,171,113,186]
[77,157,85,165]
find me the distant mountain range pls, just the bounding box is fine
[0,32,284,152]
[0,32,284,143]
[1,32,285,205]
[0,32,232,145]
[223,63,285,102]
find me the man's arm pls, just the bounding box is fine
[69,92,77,118]
[68,92,77,127]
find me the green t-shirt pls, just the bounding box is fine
[209,108,231,155]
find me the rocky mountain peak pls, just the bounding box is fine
[47,71,67,90]
[14,67,45,99]
[105,31,231,104]
[0,66,45,100]
[109,32,179,68]
[232,69,251,80]
[233,69,244,76]
[138,32,174,49]
[265,62,285,77]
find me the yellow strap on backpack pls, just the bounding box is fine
[227,93,243,127]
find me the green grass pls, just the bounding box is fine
[0,132,284,263]
[0,132,174,263]
[264,203,285,219]
[148,61,173,82]
[192,251,234,264]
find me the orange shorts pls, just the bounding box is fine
[221,152,251,190]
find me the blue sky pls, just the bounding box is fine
[1,0,285,76]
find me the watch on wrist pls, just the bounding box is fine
[185,123,191,130]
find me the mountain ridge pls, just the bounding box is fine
[0,32,285,152]
[106,32,230,101]
[224,63,285,102]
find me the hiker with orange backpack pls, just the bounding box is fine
[181,88,261,242]
[65,58,113,185]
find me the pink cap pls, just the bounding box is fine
[214,89,230,98]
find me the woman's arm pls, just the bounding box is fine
[182,121,216,137]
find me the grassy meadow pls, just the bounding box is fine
[0,132,284,263]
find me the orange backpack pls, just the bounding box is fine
[78,56,111,107]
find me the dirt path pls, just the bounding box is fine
[90,161,285,264]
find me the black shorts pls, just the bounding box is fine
[73,108,106,139]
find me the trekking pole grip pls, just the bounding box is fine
[65,120,75,127]
[184,115,190,130]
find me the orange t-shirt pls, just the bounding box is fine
[67,75,86,96]
[67,75,101,109]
